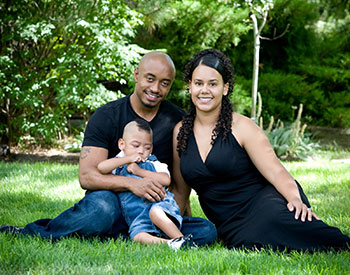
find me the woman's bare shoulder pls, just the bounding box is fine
[232,113,257,129]
[232,113,263,146]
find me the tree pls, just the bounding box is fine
[0,0,146,146]
[256,0,350,128]
[248,0,273,121]
[130,0,252,107]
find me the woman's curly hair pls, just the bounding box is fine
[177,49,235,155]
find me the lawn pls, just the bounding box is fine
[1,154,350,274]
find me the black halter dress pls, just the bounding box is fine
[180,132,350,251]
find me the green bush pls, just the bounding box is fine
[230,76,251,116]
[0,0,146,146]
[267,124,320,161]
[64,132,84,153]
[230,0,350,128]
[259,103,320,161]
[257,73,316,123]
[132,0,251,108]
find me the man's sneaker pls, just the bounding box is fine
[0,224,24,235]
[167,234,198,251]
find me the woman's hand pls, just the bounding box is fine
[287,199,319,222]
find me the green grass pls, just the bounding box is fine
[1,158,350,274]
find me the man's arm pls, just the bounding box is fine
[78,146,166,202]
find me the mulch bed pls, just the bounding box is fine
[4,152,80,164]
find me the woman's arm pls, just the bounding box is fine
[170,122,192,215]
[232,113,319,222]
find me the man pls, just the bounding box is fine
[1,51,217,246]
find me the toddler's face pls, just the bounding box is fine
[119,128,153,161]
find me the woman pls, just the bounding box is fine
[172,49,350,251]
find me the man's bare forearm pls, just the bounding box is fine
[79,146,133,192]
[79,166,136,192]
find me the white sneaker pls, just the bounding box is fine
[167,234,198,252]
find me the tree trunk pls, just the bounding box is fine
[250,13,260,122]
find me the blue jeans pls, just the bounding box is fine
[117,159,183,239]
[120,190,183,240]
[22,190,218,246]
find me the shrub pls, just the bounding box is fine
[257,73,315,122]
[63,132,84,153]
[0,0,145,146]
[258,101,320,161]
[230,76,251,116]
[266,124,320,161]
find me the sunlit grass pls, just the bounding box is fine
[1,157,349,274]
[284,159,350,235]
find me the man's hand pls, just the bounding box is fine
[128,178,166,202]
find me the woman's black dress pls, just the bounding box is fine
[180,132,350,251]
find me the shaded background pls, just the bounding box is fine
[1,0,349,147]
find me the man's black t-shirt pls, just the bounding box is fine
[82,95,184,169]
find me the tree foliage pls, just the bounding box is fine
[257,0,350,127]
[2,0,350,148]
[132,0,252,107]
[0,0,145,145]
[132,0,350,128]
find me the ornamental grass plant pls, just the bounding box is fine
[255,92,321,161]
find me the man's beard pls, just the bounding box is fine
[141,100,157,109]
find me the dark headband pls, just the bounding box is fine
[193,53,225,82]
